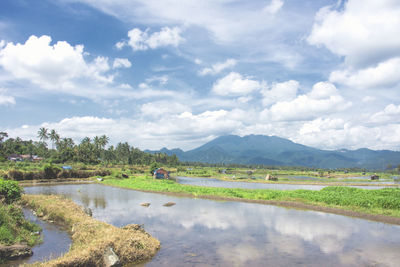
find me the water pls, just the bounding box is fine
[24,184,400,266]
[1,209,71,266]
[177,176,394,190]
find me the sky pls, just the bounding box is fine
[1,0,400,151]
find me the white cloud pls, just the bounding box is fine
[294,121,400,151]
[117,27,184,51]
[212,72,264,96]
[64,0,308,68]
[330,57,400,89]
[261,80,299,106]
[263,0,284,14]
[0,35,127,98]
[299,118,345,135]
[265,82,351,121]
[309,0,400,90]
[194,58,202,65]
[199,58,237,76]
[0,93,15,106]
[369,104,400,124]
[112,58,132,69]
[145,75,168,85]
[308,0,400,67]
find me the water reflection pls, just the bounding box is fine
[1,209,71,267]
[25,184,400,267]
[177,176,394,190]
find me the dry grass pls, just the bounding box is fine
[21,194,160,266]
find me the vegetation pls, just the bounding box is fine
[0,129,179,165]
[22,194,160,266]
[103,175,400,218]
[0,179,41,249]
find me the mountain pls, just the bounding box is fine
[147,135,400,169]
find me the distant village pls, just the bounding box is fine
[7,154,43,162]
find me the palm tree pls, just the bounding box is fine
[49,129,60,150]
[37,127,48,142]
[99,135,109,149]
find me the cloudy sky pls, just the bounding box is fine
[1,0,400,151]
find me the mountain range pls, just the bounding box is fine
[146,135,400,169]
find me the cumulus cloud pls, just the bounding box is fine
[309,0,400,90]
[369,104,400,124]
[117,27,184,51]
[0,35,131,99]
[330,57,400,89]
[265,82,351,121]
[212,72,265,96]
[199,58,237,76]
[112,58,132,69]
[308,0,400,67]
[294,121,400,151]
[261,80,299,106]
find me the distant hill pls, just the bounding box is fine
[146,134,400,169]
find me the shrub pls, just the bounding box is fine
[7,169,24,181]
[43,164,61,179]
[0,179,22,204]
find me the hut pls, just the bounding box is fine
[153,168,170,179]
[370,174,379,180]
[265,174,278,181]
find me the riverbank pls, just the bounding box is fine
[102,176,400,224]
[21,194,160,266]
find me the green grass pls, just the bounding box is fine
[103,175,400,218]
[0,204,41,246]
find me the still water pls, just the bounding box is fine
[24,184,400,266]
[1,209,71,267]
[177,176,393,190]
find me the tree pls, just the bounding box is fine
[0,131,8,143]
[49,129,60,150]
[37,127,48,142]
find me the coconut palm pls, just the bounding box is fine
[49,129,60,150]
[37,127,48,142]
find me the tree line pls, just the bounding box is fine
[0,128,179,166]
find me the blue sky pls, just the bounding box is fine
[1,0,400,151]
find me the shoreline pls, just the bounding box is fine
[21,194,160,266]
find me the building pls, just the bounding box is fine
[153,168,170,179]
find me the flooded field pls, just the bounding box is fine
[24,184,400,266]
[177,176,394,190]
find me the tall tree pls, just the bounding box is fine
[37,128,48,142]
[49,129,60,150]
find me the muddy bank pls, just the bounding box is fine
[21,194,160,266]
[0,244,32,262]
[19,179,95,187]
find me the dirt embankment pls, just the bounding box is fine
[21,194,160,266]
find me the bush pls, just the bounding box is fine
[0,179,22,204]
[43,164,61,179]
[7,169,24,181]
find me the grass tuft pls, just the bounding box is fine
[22,194,160,266]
